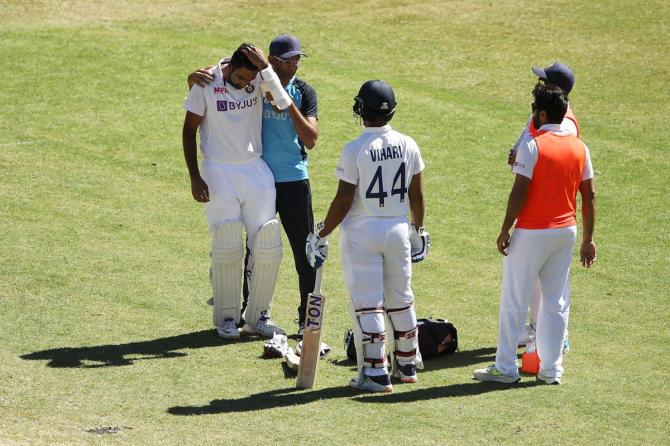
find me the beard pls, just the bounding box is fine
[532,113,541,130]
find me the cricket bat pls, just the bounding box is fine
[296,266,325,389]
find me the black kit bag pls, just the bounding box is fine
[344,318,458,361]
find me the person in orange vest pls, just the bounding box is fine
[508,62,580,352]
[475,82,596,384]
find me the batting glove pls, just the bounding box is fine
[410,226,430,263]
[306,231,328,268]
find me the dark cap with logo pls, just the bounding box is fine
[532,62,575,94]
[269,34,306,59]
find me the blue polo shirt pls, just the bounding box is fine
[261,77,318,182]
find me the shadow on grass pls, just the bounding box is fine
[355,380,539,403]
[330,347,497,371]
[20,329,259,368]
[168,386,359,415]
[422,347,497,371]
[167,379,535,415]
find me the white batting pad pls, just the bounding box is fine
[211,220,244,327]
[245,219,283,325]
[354,307,387,370]
[387,304,419,365]
[259,66,292,110]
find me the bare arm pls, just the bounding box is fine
[318,181,357,238]
[187,65,215,89]
[579,178,596,267]
[287,103,318,149]
[182,111,209,202]
[408,172,425,229]
[497,174,531,255]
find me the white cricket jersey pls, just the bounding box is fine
[184,63,263,164]
[336,125,425,217]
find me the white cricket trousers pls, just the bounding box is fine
[340,215,414,310]
[495,226,577,380]
[200,157,276,244]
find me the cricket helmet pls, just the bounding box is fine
[353,80,396,120]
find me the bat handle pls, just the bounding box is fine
[313,265,324,295]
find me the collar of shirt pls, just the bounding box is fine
[538,123,565,134]
[363,124,392,134]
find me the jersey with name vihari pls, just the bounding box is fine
[183,62,263,164]
[336,125,425,217]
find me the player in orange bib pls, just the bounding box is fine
[475,83,596,384]
[508,62,580,351]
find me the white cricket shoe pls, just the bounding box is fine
[216,318,240,340]
[350,374,393,393]
[244,316,285,338]
[537,372,561,385]
[473,364,521,383]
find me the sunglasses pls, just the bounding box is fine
[273,56,301,67]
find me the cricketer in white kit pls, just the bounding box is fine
[306,80,430,393]
[182,43,293,340]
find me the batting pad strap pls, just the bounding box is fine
[385,302,414,315]
[363,356,388,369]
[361,331,387,344]
[394,326,418,340]
[259,66,291,110]
[394,349,417,358]
[355,306,385,315]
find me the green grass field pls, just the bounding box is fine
[1,0,668,444]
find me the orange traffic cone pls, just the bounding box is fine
[521,350,540,374]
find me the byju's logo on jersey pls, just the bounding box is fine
[216,97,259,112]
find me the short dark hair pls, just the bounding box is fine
[229,43,258,71]
[532,82,568,124]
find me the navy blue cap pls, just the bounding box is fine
[269,34,306,58]
[532,62,575,94]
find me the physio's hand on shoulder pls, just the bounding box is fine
[497,230,510,256]
[188,65,215,88]
[241,45,268,70]
[410,226,431,263]
[190,175,209,203]
[306,231,328,268]
[580,241,596,267]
